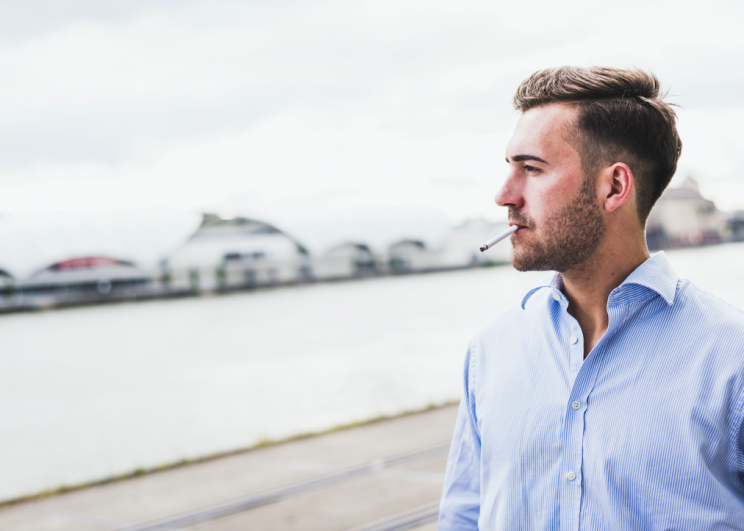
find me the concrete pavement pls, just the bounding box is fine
[0,405,458,531]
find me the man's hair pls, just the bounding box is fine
[513,66,682,223]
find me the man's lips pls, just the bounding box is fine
[509,222,528,231]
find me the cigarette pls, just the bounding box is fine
[479,225,518,252]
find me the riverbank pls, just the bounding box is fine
[0,405,457,531]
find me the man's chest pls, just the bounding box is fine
[474,332,740,518]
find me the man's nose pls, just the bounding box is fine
[495,174,524,209]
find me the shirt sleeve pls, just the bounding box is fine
[438,343,481,530]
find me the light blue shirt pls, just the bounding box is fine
[439,252,744,530]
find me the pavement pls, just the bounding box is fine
[0,405,458,531]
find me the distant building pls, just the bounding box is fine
[166,214,310,290]
[0,207,516,310]
[22,257,151,299]
[164,209,469,286]
[646,177,727,249]
[0,210,201,280]
[206,206,457,280]
[0,211,200,309]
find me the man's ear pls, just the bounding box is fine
[602,163,633,213]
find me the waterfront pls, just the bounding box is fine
[2,244,744,502]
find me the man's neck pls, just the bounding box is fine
[560,236,650,358]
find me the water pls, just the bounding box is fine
[1,244,743,501]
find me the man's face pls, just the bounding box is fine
[497,104,605,272]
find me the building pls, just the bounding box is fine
[0,211,201,308]
[165,214,311,290]
[164,208,488,286]
[646,177,727,249]
[0,207,514,310]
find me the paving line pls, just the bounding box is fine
[347,502,440,531]
[117,441,450,531]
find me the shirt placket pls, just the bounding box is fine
[551,288,584,531]
[555,289,629,531]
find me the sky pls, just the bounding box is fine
[1,0,743,223]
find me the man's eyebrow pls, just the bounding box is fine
[506,154,549,164]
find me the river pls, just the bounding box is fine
[1,244,743,501]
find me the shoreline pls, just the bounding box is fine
[0,262,509,316]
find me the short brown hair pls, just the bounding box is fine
[513,66,682,223]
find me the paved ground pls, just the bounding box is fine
[0,406,458,531]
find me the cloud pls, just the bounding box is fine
[0,0,743,218]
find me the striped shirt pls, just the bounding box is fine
[439,252,744,530]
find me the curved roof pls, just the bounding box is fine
[0,211,202,279]
[0,207,454,279]
[231,206,452,257]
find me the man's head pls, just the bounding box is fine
[497,66,682,272]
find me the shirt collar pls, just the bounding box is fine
[521,273,559,309]
[520,252,679,310]
[611,251,678,306]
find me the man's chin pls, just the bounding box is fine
[510,250,554,272]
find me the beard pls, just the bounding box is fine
[509,176,605,273]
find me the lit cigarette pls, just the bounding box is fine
[479,225,518,252]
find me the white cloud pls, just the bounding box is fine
[0,0,743,219]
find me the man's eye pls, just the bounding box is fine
[525,165,540,173]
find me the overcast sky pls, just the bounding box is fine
[1,0,743,222]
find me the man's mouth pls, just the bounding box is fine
[509,222,528,232]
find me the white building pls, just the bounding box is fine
[165,214,310,290]
[0,206,515,307]
[0,211,200,305]
[0,211,201,281]
[646,177,727,248]
[164,208,513,287]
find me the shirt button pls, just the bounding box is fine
[553,292,561,301]
[572,400,581,410]
[566,471,576,481]
[570,336,578,344]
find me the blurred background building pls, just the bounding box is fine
[2,177,742,312]
[646,177,730,249]
[0,208,512,311]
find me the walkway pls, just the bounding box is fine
[0,406,458,531]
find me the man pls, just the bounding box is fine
[438,66,744,530]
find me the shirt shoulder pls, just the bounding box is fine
[477,300,530,340]
[676,279,744,340]
[663,279,744,408]
[471,286,552,358]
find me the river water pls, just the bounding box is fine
[1,244,743,501]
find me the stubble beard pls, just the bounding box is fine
[510,177,605,273]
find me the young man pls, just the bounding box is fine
[439,67,744,529]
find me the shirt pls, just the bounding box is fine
[439,252,744,530]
